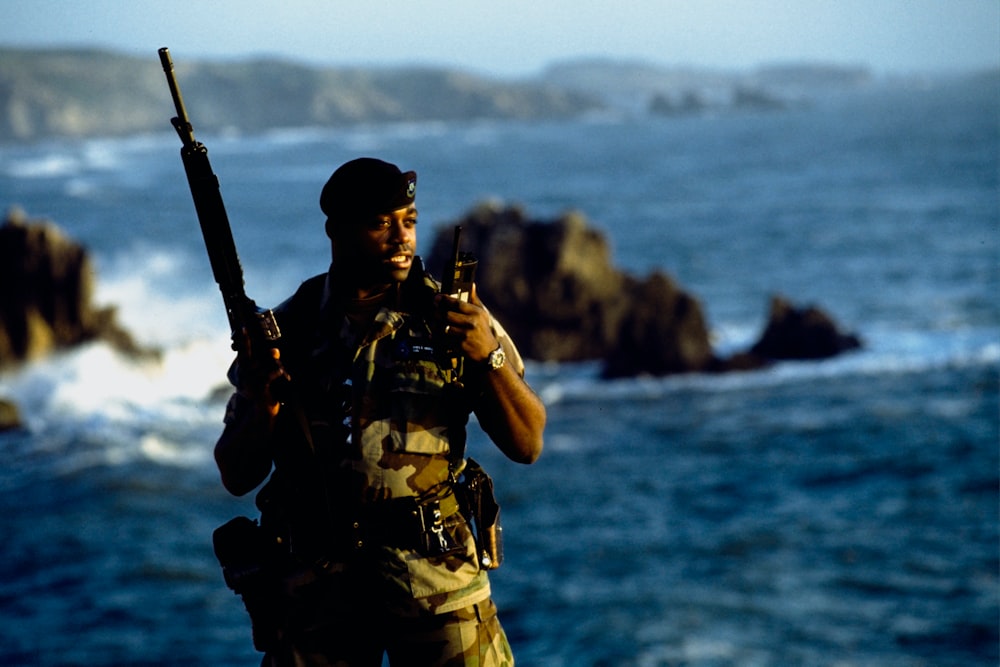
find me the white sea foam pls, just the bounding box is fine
[530,325,1000,406]
[139,433,212,467]
[96,247,229,347]
[1,133,174,181]
[5,152,82,179]
[1,336,229,440]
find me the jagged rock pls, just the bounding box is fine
[426,203,861,378]
[602,271,716,378]
[425,203,715,375]
[748,295,862,361]
[0,397,22,431]
[0,207,155,369]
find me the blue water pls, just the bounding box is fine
[1,75,997,666]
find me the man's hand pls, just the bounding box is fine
[435,283,500,363]
[436,284,545,464]
[233,328,290,415]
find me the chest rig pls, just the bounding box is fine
[261,263,474,556]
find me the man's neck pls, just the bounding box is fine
[351,282,394,301]
[344,283,391,328]
[328,261,393,300]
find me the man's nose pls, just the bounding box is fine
[390,220,414,243]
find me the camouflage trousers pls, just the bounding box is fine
[262,598,514,667]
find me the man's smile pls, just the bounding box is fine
[385,248,413,268]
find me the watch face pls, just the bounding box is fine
[488,346,505,370]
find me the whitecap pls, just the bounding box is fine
[526,324,1000,406]
[96,249,229,347]
[6,152,82,178]
[139,433,210,468]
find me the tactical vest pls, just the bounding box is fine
[256,261,473,559]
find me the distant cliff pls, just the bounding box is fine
[0,48,603,143]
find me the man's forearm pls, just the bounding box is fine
[214,392,277,495]
[476,344,545,464]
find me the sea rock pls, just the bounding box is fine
[649,90,711,116]
[0,397,22,431]
[601,271,717,378]
[425,202,716,375]
[748,295,862,361]
[0,207,153,369]
[426,203,861,377]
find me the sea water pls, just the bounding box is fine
[0,75,997,666]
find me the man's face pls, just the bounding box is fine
[342,204,418,286]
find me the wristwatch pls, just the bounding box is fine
[486,344,506,371]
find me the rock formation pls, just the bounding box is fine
[427,203,627,362]
[0,397,21,432]
[425,202,718,375]
[426,202,861,377]
[602,271,716,378]
[0,207,151,369]
[748,295,862,361]
[0,203,860,385]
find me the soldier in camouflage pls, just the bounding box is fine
[214,157,546,666]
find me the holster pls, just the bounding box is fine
[455,458,504,570]
[213,516,287,652]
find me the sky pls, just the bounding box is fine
[3,0,998,77]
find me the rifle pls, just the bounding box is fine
[158,47,280,354]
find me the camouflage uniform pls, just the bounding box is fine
[225,260,519,666]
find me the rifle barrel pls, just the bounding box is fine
[158,47,196,147]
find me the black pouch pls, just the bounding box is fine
[456,458,504,570]
[415,499,464,557]
[213,516,285,652]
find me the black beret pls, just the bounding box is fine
[320,157,417,226]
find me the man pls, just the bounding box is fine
[214,157,545,666]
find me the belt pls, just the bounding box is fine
[346,491,462,553]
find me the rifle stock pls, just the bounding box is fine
[158,47,280,349]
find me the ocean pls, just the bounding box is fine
[0,74,997,666]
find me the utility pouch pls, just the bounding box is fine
[456,458,504,570]
[213,516,285,652]
[415,500,463,557]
